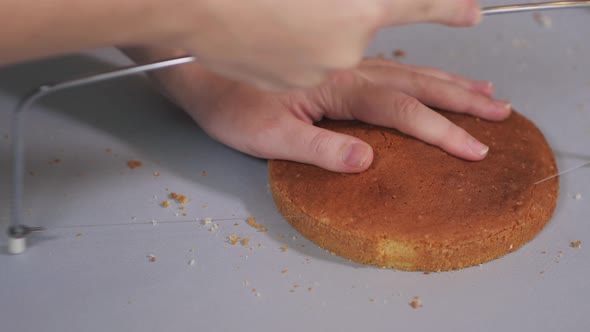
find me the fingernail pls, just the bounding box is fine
[467,136,489,156]
[468,5,482,25]
[493,100,512,112]
[342,143,370,167]
[473,81,494,95]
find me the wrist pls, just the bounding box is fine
[121,46,238,117]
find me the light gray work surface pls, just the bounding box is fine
[1,4,589,332]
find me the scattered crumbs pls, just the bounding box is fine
[308,287,313,292]
[228,235,240,245]
[189,248,196,253]
[127,160,142,169]
[243,280,249,286]
[49,158,61,165]
[293,284,300,289]
[188,259,196,266]
[104,148,112,153]
[153,172,160,177]
[540,271,545,274]
[423,271,430,275]
[558,250,564,257]
[241,237,250,246]
[233,223,239,227]
[174,212,180,217]
[147,254,156,263]
[574,193,583,200]
[532,12,552,28]
[246,216,267,232]
[182,213,187,217]
[170,192,189,204]
[280,245,288,252]
[279,234,285,239]
[75,233,82,237]
[201,170,207,177]
[392,49,406,58]
[255,292,261,297]
[571,241,582,248]
[292,235,297,240]
[541,250,547,254]
[202,217,212,225]
[410,296,423,309]
[161,200,170,208]
[257,243,263,248]
[281,269,289,274]
[151,219,157,226]
[179,206,185,211]
[369,298,376,303]
[251,288,257,293]
[131,216,137,221]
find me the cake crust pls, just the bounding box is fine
[268,111,559,271]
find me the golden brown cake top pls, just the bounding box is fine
[269,111,557,245]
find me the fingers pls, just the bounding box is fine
[380,0,481,27]
[347,87,490,161]
[261,118,374,173]
[362,65,511,121]
[364,59,495,97]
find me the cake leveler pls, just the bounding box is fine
[7,1,590,254]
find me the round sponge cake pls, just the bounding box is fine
[268,111,558,271]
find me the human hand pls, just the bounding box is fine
[168,0,481,90]
[150,55,510,173]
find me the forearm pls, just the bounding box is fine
[0,0,191,65]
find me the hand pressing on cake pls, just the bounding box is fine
[125,48,511,173]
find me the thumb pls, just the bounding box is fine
[269,119,374,173]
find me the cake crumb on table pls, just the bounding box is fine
[153,171,160,176]
[127,160,142,169]
[280,245,288,252]
[532,12,552,28]
[228,235,240,245]
[75,233,82,237]
[571,241,582,248]
[410,296,423,309]
[188,259,196,266]
[201,170,207,177]
[392,49,406,58]
[246,216,268,232]
[170,192,189,203]
[281,269,288,274]
[241,238,250,246]
[147,255,156,263]
[161,200,170,208]
[574,193,583,200]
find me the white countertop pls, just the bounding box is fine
[1,2,590,331]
